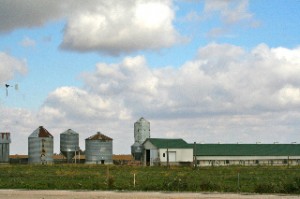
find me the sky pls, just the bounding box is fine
[1,0,300,155]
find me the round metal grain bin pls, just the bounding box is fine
[131,141,144,161]
[85,132,113,164]
[28,126,53,164]
[60,129,79,163]
[134,117,150,144]
[0,132,11,163]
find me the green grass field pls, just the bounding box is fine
[0,164,300,193]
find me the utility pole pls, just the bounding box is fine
[193,142,197,168]
[166,147,169,168]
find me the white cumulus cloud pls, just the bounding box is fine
[60,0,182,55]
[0,52,27,84]
[0,0,182,54]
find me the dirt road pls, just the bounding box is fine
[0,190,298,199]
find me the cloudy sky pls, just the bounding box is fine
[1,0,300,155]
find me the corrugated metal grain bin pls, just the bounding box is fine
[0,132,11,163]
[85,132,113,164]
[134,117,150,144]
[131,141,144,161]
[60,129,79,163]
[28,126,53,164]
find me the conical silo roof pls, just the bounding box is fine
[0,132,11,143]
[86,132,112,141]
[137,117,149,123]
[29,126,53,138]
[61,129,78,135]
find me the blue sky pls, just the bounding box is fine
[1,0,300,154]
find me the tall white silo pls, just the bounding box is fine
[131,117,150,161]
[85,132,113,164]
[28,126,54,164]
[60,129,79,163]
[0,132,11,163]
[134,117,150,144]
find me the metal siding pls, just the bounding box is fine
[85,139,113,164]
[0,133,10,163]
[195,144,300,156]
[0,133,11,143]
[134,118,150,144]
[60,130,79,161]
[28,137,53,164]
[131,142,144,161]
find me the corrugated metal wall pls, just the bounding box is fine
[28,137,53,164]
[0,133,11,163]
[134,117,150,144]
[85,140,113,164]
[28,126,54,164]
[60,129,79,162]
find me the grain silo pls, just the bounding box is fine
[0,132,11,163]
[60,129,79,163]
[131,117,150,160]
[131,141,144,161]
[134,117,150,144]
[28,126,53,164]
[85,132,113,164]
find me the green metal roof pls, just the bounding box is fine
[145,138,300,156]
[145,138,191,149]
[192,144,300,156]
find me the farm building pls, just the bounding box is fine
[194,144,300,166]
[142,138,300,166]
[143,138,193,166]
[85,132,113,164]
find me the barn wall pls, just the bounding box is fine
[196,156,300,166]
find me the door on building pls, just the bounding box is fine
[168,151,176,162]
[146,150,150,166]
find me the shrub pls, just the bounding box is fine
[199,180,221,191]
[282,177,300,193]
[254,182,279,193]
[163,177,188,191]
[107,176,115,189]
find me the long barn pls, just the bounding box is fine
[142,138,300,166]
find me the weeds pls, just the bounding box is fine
[0,165,300,194]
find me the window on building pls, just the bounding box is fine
[163,153,165,158]
[255,160,259,164]
[283,159,288,164]
[225,160,229,164]
[239,160,245,165]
